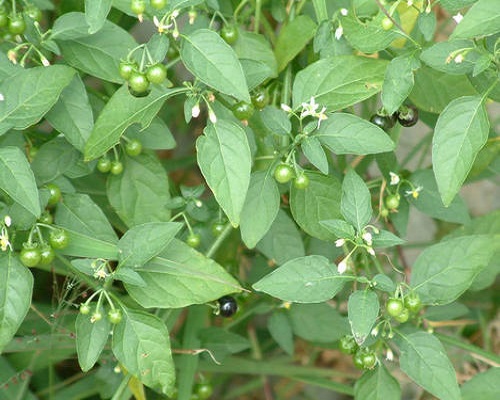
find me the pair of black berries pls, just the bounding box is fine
[370,105,419,132]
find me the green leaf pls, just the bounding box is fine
[408,169,470,224]
[125,117,176,150]
[0,65,75,135]
[292,56,387,111]
[257,106,291,136]
[289,303,350,343]
[30,137,80,185]
[420,40,478,75]
[341,169,372,232]
[180,29,250,102]
[256,209,305,265]
[125,239,241,308]
[107,153,171,227]
[0,147,41,218]
[275,15,316,72]
[253,255,352,303]
[267,313,294,356]
[371,230,405,248]
[85,0,112,34]
[112,308,175,396]
[196,120,251,227]
[342,12,398,54]
[198,327,250,361]
[76,311,110,371]
[54,13,137,83]
[410,235,498,305]
[348,290,379,345]
[301,136,329,174]
[354,364,401,400]
[240,170,280,248]
[461,367,500,400]
[398,332,460,400]
[0,253,33,353]
[409,66,477,113]
[146,34,170,63]
[432,96,489,206]
[451,0,500,39]
[45,75,93,152]
[117,222,182,268]
[382,55,418,115]
[290,172,342,241]
[317,113,395,155]
[319,219,356,240]
[85,86,185,161]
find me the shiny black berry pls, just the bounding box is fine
[397,105,419,127]
[370,113,396,132]
[218,295,238,317]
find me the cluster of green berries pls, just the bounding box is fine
[80,304,123,325]
[119,60,167,97]
[0,3,42,37]
[339,336,377,370]
[370,105,420,132]
[96,139,143,175]
[130,0,167,15]
[273,163,310,190]
[385,293,422,323]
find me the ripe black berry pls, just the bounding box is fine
[218,296,238,317]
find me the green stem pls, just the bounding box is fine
[206,223,233,258]
[111,374,131,400]
[434,333,500,365]
[254,0,261,33]
[312,0,328,21]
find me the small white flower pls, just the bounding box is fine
[452,12,463,24]
[172,29,180,39]
[340,8,348,16]
[337,259,347,274]
[208,109,217,124]
[0,228,12,251]
[4,215,11,227]
[301,97,320,118]
[407,0,414,6]
[316,107,328,128]
[335,25,343,40]
[40,56,50,67]
[171,9,180,19]
[367,247,375,256]
[389,171,400,185]
[385,348,394,361]
[93,269,108,280]
[153,16,173,32]
[362,232,373,246]
[194,199,203,208]
[405,186,423,199]
[335,238,345,247]
[113,365,121,374]
[371,326,379,336]
[454,54,464,63]
[191,103,200,118]
[281,103,292,112]
[0,93,4,101]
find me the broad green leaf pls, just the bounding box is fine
[275,15,316,72]
[398,332,460,400]
[409,66,477,113]
[348,290,379,345]
[112,308,175,396]
[267,313,294,356]
[253,255,351,303]
[31,137,80,185]
[0,147,41,218]
[420,40,478,75]
[317,113,395,155]
[196,120,251,227]
[0,253,33,353]
[76,311,110,371]
[107,153,171,227]
[301,136,329,174]
[371,230,405,248]
[342,12,398,54]
[180,29,250,102]
[319,219,356,240]
[354,364,401,400]
[257,106,291,136]
[417,10,437,41]
[198,327,250,361]
[53,230,118,259]
[451,0,500,39]
[424,302,470,321]
[239,59,274,91]
[85,86,186,161]
[55,193,118,243]
[382,55,419,115]
[341,169,372,232]
[117,222,182,268]
[240,170,280,248]
[146,34,169,63]
[55,13,136,83]
[125,117,176,150]
[256,209,305,265]
[373,274,396,293]
[85,0,112,34]
[292,56,387,111]
[290,172,342,241]
[125,239,241,308]
[45,75,93,152]
[409,169,470,224]
[0,65,75,135]
[432,96,489,206]
[461,367,500,400]
[440,0,476,13]
[0,52,21,82]
[410,235,498,305]
[468,66,500,102]
[289,303,350,343]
